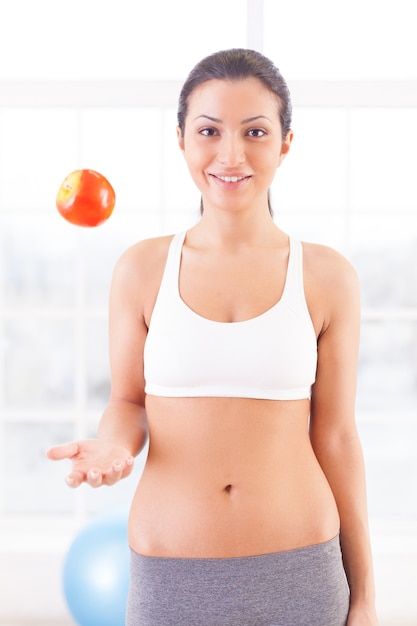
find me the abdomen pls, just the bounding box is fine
[128,396,340,557]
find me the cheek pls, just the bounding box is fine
[257,146,282,171]
[182,151,207,188]
[183,150,202,172]
[182,138,209,170]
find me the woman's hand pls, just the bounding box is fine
[46,439,135,488]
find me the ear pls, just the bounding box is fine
[277,130,294,166]
[177,126,185,153]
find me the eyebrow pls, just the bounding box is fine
[194,114,272,124]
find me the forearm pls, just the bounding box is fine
[98,398,148,457]
[340,518,375,607]
[312,428,376,607]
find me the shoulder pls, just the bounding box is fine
[109,233,176,310]
[108,233,179,324]
[112,234,175,284]
[117,233,175,267]
[301,241,360,336]
[302,241,359,294]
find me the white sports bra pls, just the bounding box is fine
[144,231,317,400]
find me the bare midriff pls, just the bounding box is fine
[128,395,340,558]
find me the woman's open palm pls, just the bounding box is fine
[47,439,134,488]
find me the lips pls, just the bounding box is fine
[211,174,250,183]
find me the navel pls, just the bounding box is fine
[223,484,233,494]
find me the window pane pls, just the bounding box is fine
[357,320,417,412]
[162,109,201,213]
[359,420,417,520]
[0,109,78,210]
[265,0,417,80]
[350,109,417,211]
[4,319,75,409]
[86,318,110,409]
[4,422,75,514]
[351,215,417,309]
[275,212,347,252]
[1,215,77,308]
[271,108,348,212]
[80,108,163,211]
[0,0,247,80]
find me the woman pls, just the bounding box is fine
[48,49,378,625]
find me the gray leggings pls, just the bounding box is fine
[126,535,350,625]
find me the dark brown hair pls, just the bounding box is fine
[177,48,292,140]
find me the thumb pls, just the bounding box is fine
[46,441,79,461]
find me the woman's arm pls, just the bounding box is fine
[307,246,378,624]
[99,243,150,455]
[47,242,150,487]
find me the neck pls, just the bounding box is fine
[190,206,286,249]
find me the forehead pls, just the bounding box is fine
[186,77,279,121]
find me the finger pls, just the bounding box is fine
[86,468,103,488]
[102,460,125,486]
[103,456,133,485]
[46,442,79,461]
[65,470,85,488]
[122,456,135,479]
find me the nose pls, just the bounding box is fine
[217,133,246,166]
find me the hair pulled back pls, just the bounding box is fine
[177,48,292,140]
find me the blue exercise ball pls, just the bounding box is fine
[63,511,130,626]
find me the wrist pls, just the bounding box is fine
[347,599,379,625]
[349,592,377,613]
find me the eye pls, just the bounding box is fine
[199,127,218,136]
[246,128,266,137]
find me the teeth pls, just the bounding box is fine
[217,175,245,183]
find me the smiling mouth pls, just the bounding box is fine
[212,174,249,183]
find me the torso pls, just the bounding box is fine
[128,227,341,557]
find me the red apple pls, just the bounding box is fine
[56,169,116,227]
